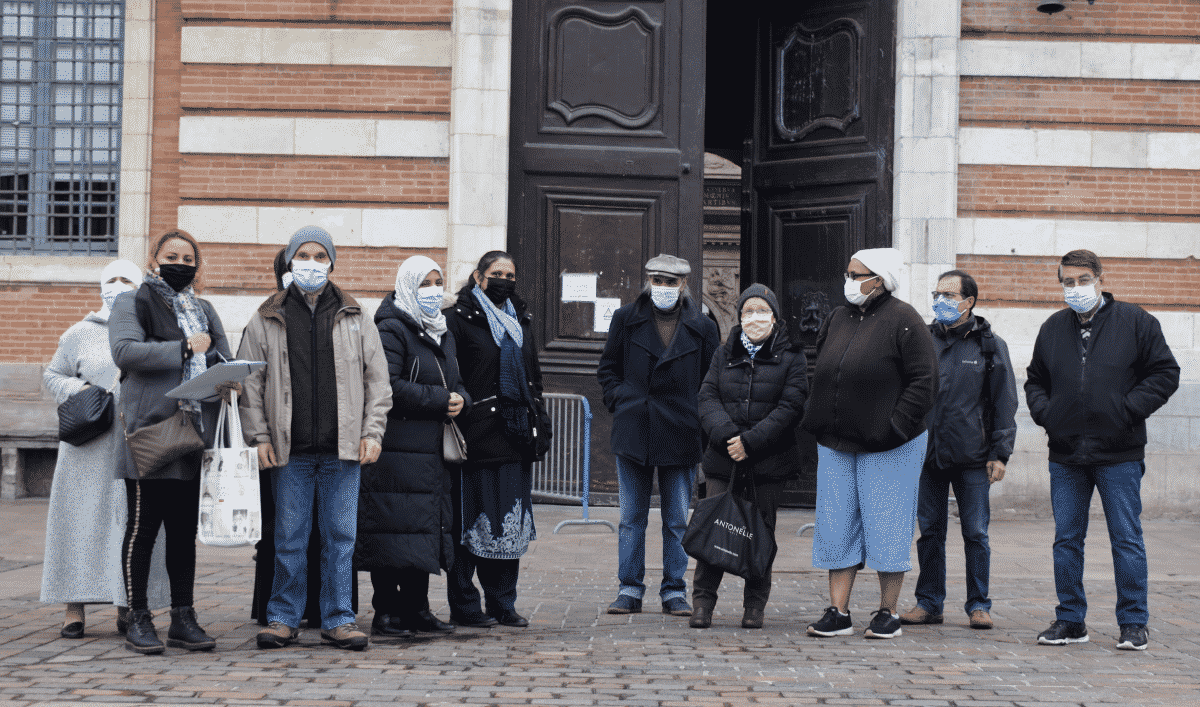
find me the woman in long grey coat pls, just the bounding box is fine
[41,260,169,638]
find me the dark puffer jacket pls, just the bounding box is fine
[698,309,808,482]
[355,298,470,575]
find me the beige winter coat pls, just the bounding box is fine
[237,283,391,467]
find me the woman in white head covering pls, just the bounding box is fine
[40,259,169,638]
[354,255,468,636]
[799,247,938,641]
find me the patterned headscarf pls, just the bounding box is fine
[392,255,447,343]
[143,270,209,413]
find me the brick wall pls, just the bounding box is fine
[0,285,104,363]
[959,165,1200,218]
[961,77,1200,129]
[959,254,1200,309]
[180,0,453,24]
[178,156,449,203]
[962,0,1199,37]
[149,0,184,244]
[181,66,451,114]
[201,243,448,295]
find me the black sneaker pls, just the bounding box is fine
[124,610,164,655]
[1037,620,1089,645]
[1117,624,1148,651]
[807,606,853,637]
[864,609,902,639]
[166,606,216,651]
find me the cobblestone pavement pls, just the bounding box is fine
[2,498,1199,706]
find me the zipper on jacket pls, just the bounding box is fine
[745,355,756,422]
[310,306,318,447]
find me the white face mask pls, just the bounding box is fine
[290,259,330,292]
[650,284,681,310]
[741,311,774,343]
[100,281,135,311]
[417,285,444,316]
[1063,283,1099,314]
[844,275,875,306]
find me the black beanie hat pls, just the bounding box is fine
[737,283,781,321]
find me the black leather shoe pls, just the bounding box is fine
[492,610,529,628]
[450,612,499,628]
[689,603,713,629]
[370,614,412,637]
[60,621,84,639]
[741,607,764,629]
[166,606,216,651]
[401,610,455,633]
[125,610,164,655]
[116,606,129,636]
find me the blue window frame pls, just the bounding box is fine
[1,0,122,255]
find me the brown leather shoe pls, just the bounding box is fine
[969,609,994,630]
[898,606,943,625]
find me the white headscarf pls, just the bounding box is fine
[851,248,904,293]
[392,255,448,343]
[96,258,144,320]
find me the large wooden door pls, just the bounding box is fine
[508,0,706,490]
[742,0,896,505]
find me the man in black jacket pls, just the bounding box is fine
[597,254,720,617]
[1025,249,1179,651]
[901,270,1017,631]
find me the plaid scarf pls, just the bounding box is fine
[144,271,209,413]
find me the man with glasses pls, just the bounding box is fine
[598,254,720,618]
[1025,249,1179,651]
[900,270,1017,631]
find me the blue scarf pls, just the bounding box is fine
[471,287,533,445]
[472,285,523,348]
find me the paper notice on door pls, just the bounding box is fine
[593,297,620,333]
[561,273,597,302]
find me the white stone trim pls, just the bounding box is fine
[960,39,1200,81]
[177,206,448,248]
[0,256,116,285]
[446,0,513,291]
[116,0,155,268]
[958,217,1199,259]
[180,27,452,67]
[177,117,450,158]
[960,127,1200,170]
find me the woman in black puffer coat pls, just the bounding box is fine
[691,284,808,630]
[355,256,469,637]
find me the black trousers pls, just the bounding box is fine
[447,466,519,618]
[122,477,200,612]
[691,476,783,611]
[370,568,431,616]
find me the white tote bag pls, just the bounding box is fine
[197,391,262,547]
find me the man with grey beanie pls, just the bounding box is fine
[597,254,720,617]
[239,225,391,651]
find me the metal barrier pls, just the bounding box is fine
[530,393,616,533]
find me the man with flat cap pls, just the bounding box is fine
[598,254,720,617]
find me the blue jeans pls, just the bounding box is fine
[1049,461,1148,626]
[615,457,695,602]
[914,465,992,616]
[268,455,360,631]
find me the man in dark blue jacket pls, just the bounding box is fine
[901,270,1017,632]
[597,254,720,617]
[1025,249,1179,651]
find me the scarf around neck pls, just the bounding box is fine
[145,271,209,412]
[472,284,523,348]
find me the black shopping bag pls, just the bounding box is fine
[682,467,777,580]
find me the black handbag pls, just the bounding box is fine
[58,383,115,446]
[682,463,777,580]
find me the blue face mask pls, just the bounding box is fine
[932,296,963,324]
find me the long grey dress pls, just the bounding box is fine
[40,311,169,608]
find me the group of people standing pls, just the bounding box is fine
[601,247,1177,652]
[40,227,546,654]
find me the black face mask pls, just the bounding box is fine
[484,277,516,305]
[158,263,197,292]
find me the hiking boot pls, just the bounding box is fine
[899,605,943,625]
[167,607,216,651]
[741,607,764,629]
[256,621,299,649]
[124,610,164,655]
[1117,624,1148,651]
[662,597,692,616]
[1037,620,1088,645]
[689,601,714,629]
[864,609,902,639]
[607,595,642,614]
[969,609,994,630]
[807,606,853,637]
[321,622,369,651]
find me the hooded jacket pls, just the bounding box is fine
[597,291,721,467]
[1025,293,1179,465]
[237,282,391,468]
[925,314,1018,469]
[698,285,808,482]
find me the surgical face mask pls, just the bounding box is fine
[741,311,774,343]
[290,259,330,292]
[844,276,873,306]
[417,285,443,316]
[650,284,681,310]
[101,281,134,311]
[932,296,964,324]
[1063,283,1099,314]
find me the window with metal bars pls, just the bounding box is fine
[1,0,122,255]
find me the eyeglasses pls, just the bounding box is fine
[844,272,878,282]
[931,291,963,301]
[1061,276,1096,288]
[742,308,773,317]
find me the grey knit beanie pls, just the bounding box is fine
[285,225,336,268]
